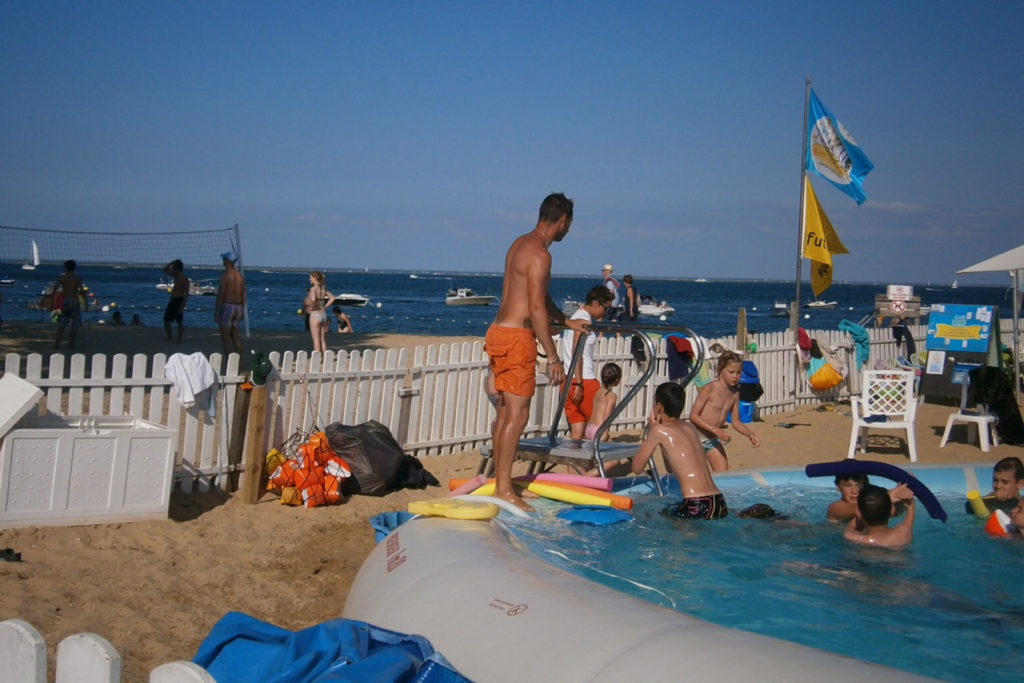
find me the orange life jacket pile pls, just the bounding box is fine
[265,432,352,508]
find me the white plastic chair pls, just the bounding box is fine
[940,376,999,452]
[848,370,918,462]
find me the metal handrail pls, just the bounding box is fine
[548,321,706,487]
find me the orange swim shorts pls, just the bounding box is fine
[564,378,599,424]
[485,324,538,397]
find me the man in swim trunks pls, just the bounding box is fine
[632,383,727,520]
[53,259,87,350]
[215,250,246,355]
[486,193,588,512]
[162,258,189,342]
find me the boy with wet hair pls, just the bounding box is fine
[843,483,915,548]
[826,473,869,522]
[965,456,1024,515]
[632,382,726,520]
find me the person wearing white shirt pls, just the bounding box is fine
[560,285,615,439]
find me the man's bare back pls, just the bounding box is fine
[218,269,245,304]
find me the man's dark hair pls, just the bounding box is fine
[857,483,892,526]
[538,192,573,223]
[64,259,76,271]
[654,382,686,418]
[585,285,613,305]
[170,259,184,273]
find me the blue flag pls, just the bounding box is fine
[805,90,874,204]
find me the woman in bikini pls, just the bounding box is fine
[304,271,336,353]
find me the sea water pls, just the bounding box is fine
[503,476,1024,682]
[0,265,1014,339]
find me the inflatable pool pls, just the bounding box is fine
[343,514,936,682]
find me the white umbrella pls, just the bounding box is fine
[958,243,1024,404]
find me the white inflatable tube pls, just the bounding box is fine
[343,517,935,682]
[451,494,530,518]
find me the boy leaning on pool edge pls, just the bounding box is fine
[631,382,727,520]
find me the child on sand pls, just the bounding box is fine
[964,456,1024,515]
[632,382,727,520]
[843,482,915,548]
[585,362,622,441]
[689,350,761,471]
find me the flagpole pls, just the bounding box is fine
[791,75,811,333]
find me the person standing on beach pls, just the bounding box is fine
[601,264,622,322]
[162,259,189,342]
[486,192,587,511]
[622,274,638,322]
[215,250,246,355]
[304,270,336,353]
[53,259,87,350]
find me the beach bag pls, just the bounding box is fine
[808,361,844,391]
[806,336,847,391]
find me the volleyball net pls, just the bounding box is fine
[0,223,242,270]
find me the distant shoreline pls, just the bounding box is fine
[0,320,480,365]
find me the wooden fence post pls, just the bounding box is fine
[239,383,267,504]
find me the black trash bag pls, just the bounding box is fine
[325,420,440,496]
[969,367,1024,445]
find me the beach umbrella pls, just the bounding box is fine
[958,243,1024,405]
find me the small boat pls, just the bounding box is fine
[335,292,370,307]
[0,276,14,286]
[409,273,419,279]
[770,300,790,317]
[157,279,217,296]
[637,295,674,316]
[694,277,708,283]
[445,287,496,306]
[951,279,959,289]
[803,300,838,309]
[21,241,40,271]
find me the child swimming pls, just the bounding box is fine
[689,350,761,471]
[584,362,622,441]
[965,456,1024,515]
[843,482,915,548]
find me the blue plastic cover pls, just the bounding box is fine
[557,504,633,525]
[193,611,469,682]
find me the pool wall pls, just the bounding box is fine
[343,463,953,682]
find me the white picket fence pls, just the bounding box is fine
[6,321,1016,493]
[0,619,214,682]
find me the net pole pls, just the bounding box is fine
[232,223,250,339]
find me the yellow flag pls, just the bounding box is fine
[803,177,848,296]
[810,259,832,296]
[802,176,848,263]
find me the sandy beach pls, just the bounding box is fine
[0,320,1017,680]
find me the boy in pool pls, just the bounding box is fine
[689,350,760,471]
[827,473,913,523]
[964,456,1024,515]
[632,382,726,520]
[843,483,915,548]
[585,362,622,441]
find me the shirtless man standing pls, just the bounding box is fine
[486,193,587,511]
[214,250,246,355]
[53,259,87,350]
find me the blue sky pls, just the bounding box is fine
[2,1,1022,285]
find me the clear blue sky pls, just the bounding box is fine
[2,1,1022,285]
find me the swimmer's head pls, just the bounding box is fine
[654,382,686,418]
[857,483,892,526]
[738,503,785,519]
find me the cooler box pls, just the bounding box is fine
[0,375,177,528]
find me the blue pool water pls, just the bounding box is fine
[502,466,1024,683]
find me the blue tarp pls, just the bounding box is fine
[193,611,469,683]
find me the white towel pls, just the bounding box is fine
[165,352,217,408]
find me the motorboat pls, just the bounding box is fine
[445,287,496,306]
[0,276,14,286]
[637,295,674,316]
[803,300,838,309]
[770,300,790,317]
[157,279,217,296]
[335,292,370,307]
[21,241,39,271]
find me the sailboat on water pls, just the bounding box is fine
[21,241,40,271]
